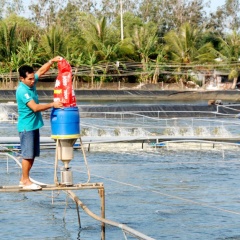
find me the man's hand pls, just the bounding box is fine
[53,101,63,108]
[51,56,63,64]
[27,100,63,112]
[36,56,63,77]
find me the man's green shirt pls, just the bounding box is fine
[16,74,44,132]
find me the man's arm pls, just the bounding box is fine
[27,99,63,112]
[36,56,62,78]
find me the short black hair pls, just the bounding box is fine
[18,65,34,78]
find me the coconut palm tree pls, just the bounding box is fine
[39,25,69,60]
[81,16,108,52]
[0,22,18,64]
[152,48,167,84]
[17,37,40,66]
[80,15,135,87]
[217,31,240,89]
[164,22,214,64]
[228,69,239,89]
[130,23,159,83]
[0,22,19,86]
[85,52,98,88]
[164,22,215,85]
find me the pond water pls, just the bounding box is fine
[1,103,240,240]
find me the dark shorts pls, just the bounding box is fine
[19,129,40,159]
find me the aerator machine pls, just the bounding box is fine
[51,107,80,185]
[50,58,79,186]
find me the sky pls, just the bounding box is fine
[206,0,226,12]
[22,0,226,11]
[21,0,226,17]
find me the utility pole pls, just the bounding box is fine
[178,0,183,25]
[120,0,124,40]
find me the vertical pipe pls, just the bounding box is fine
[99,188,105,240]
[54,139,59,185]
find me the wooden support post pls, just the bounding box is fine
[99,188,105,240]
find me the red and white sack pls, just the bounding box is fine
[53,58,76,107]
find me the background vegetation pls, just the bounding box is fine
[0,0,240,88]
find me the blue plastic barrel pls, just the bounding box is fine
[50,107,80,139]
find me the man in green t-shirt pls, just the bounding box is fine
[16,56,63,190]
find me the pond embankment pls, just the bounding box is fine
[1,89,239,102]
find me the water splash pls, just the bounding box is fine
[0,105,17,121]
[0,108,8,121]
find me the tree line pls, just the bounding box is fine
[0,0,240,88]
